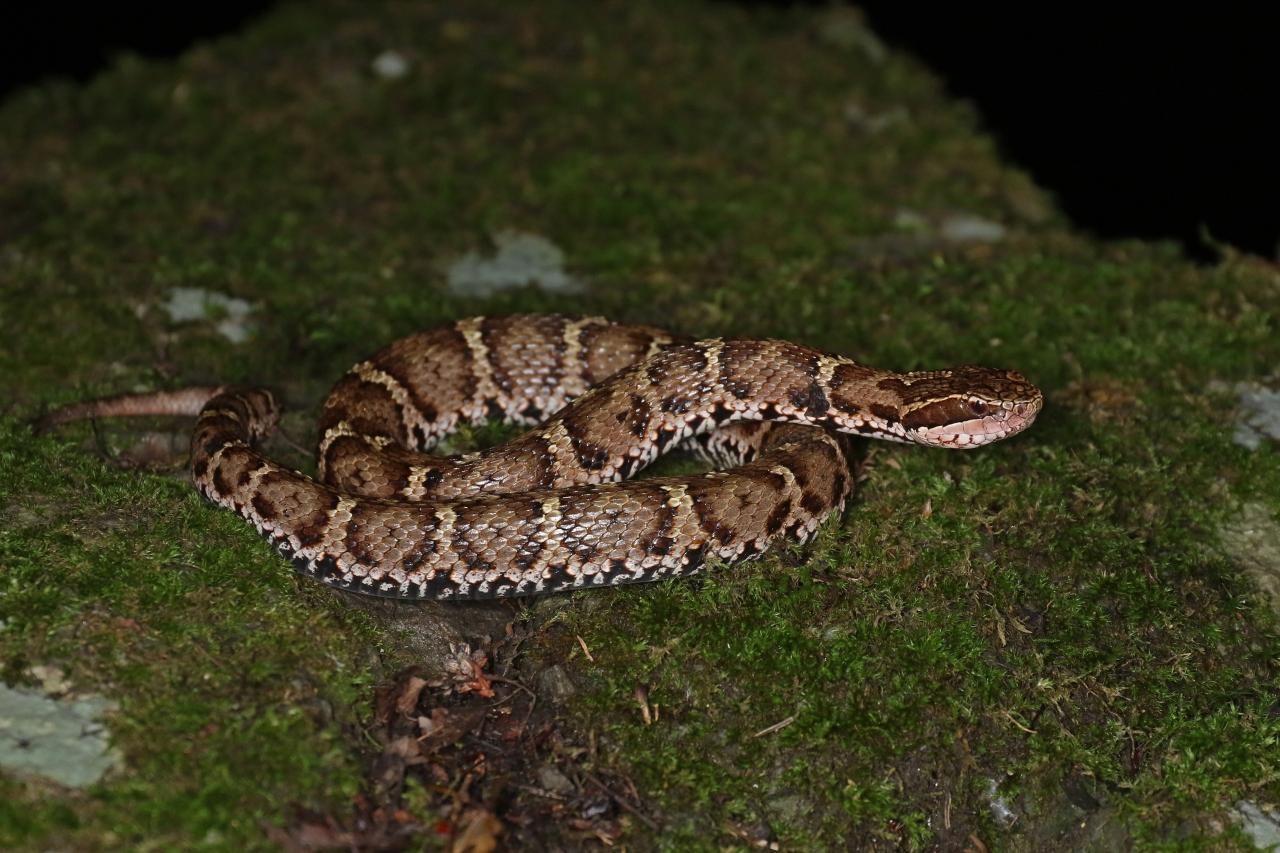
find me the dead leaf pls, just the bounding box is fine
[386,735,425,764]
[634,685,652,725]
[417,705,489,754]
[395,676,429,715]
[440,644,495,697]
[265,814,353,852]
[723,818,779,850]
[452,808,503,853]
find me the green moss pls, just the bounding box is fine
[1,0,1278,849]
[554,248,1280,847]
[0,421,378,848]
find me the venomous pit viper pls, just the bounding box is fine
[41,314,1043,600]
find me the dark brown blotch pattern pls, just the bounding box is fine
[186,316,985,600]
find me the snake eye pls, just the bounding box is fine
[968,400,989,416]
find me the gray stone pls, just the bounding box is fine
[939,213,1007,243]
[371,50,409,79]
[537,764,575,795]
[445,230,584,298]
[0,683,121,788]
[1220,502,1280,616]
[892,208,928,230]
[1233,384,1280,450]
[1233,800,1280,850]
[844,101,908,134]
[536,664,576,702]
[768,793,810,822]
[161,287,256,344]
[983,777,1019,827]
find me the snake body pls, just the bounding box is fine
[44,314,1042,600]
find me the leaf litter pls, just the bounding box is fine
[267,621,656,850]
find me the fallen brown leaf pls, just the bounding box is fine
[452,808,503,853]
[417,705,489,754]
[395,676,429,716]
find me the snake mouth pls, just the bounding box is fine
[910,398,1043,448]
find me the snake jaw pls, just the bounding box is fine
[907,395,1043,448]
[894,367,1045,449]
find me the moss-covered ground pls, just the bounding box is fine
[2,2,1278,849]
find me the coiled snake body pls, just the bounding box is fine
[43,314,1043,600]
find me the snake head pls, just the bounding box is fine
[895,366,1044,448]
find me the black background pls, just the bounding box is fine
[3,4,1276,262]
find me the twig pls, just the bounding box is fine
[481,673,539,733]
[634,685,652,726]
[752,715,795,738]
[511,782,568,801]
[582,771,659,832]
[273,426,313,458]
[1002,710,1037,734]
[485,673,536,699]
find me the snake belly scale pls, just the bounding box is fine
[42,314,1043,600]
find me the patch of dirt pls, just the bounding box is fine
[1056,377,1143,425]
[270,622,654,850]
[1010,773,1133,852]
[342,597,514,669]
[892,742,990,851]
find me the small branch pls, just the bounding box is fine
[1001,710,1037,734]
[575,634,595,662]
[752,715,795,738]
[583,771,659,832]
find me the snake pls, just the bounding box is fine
[40,314,1043,600]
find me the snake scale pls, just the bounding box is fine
[42,314,1043,600]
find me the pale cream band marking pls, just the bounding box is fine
[429,505,461,585]
[534,497,564,579]
[902,392,966,416]
[244,463,275,514]
[816,354,839,388]
[456,317,503,413]
[703,339,724,379]
[559,316,602,399]
[539,421,575,486]
[560,316,592,368]
[659,484,695,540]
[201,440,251,500]
[352,360,435,440]
[405,465,434,499]
[314,496,357,571]
[659,483,690,509]
[318,420,394,460]
[770,464,800,501]
[897,369,953,387]
[205,406,248,422]
[645,333,675,358]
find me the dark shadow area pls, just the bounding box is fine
[0,3,274,100]
[856,5,1279,261]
